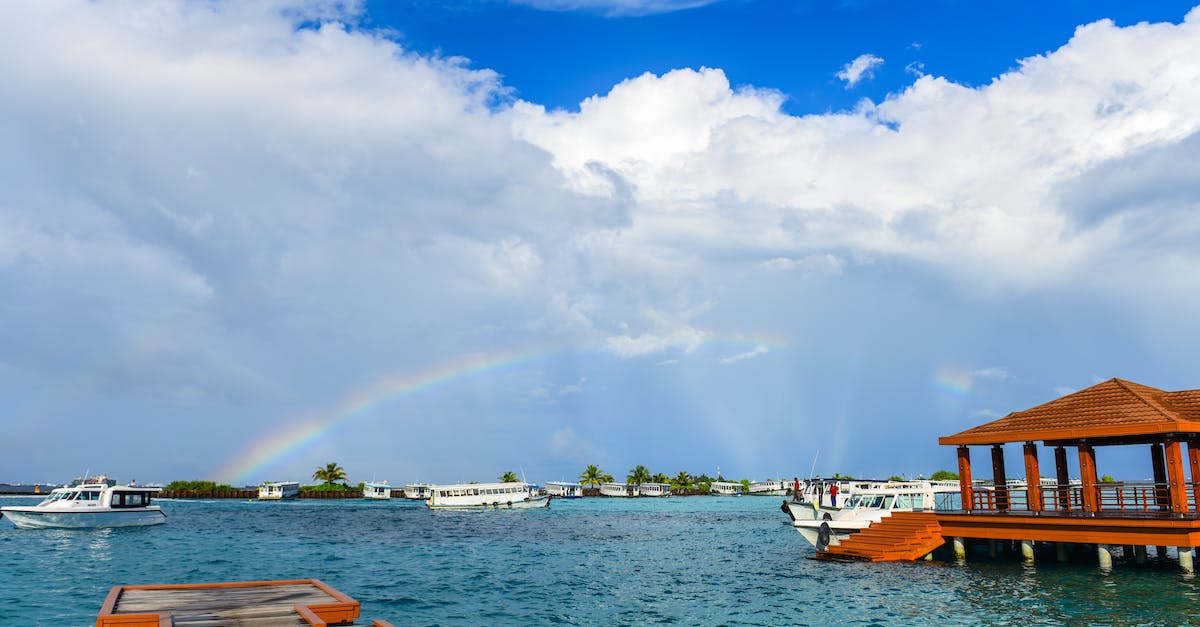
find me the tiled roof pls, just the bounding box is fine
[939,378,1200,445]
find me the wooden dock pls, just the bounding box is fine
[96,579,394,626]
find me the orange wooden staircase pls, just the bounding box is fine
[815,512,945,562]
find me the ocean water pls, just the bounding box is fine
[3,495,1200,626]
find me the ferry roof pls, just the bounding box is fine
[940,378,1200,446]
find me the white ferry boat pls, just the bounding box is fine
[780,478,887,521]
[639,482,672,497]
[747,480,788,496]
[362,481,392,500]
[787,481,961,549]
[599,482,638,497]
[427,482,551,509]
[258,481,300,500]
[544,481,584,498]
[0,479,166,529]
[403,483,432,500]
[710,481,743,496]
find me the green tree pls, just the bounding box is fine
[739,478,751,492]
[1100,474,1116,483]
[670,471,693,491]
[499,470,520,483]
[652,472,670,484]
[600,472,614,484]
[627,465,652,484]
[312,462,347,487]
[579,464,605,488]
[930,470,959,481]
[888,475,904,482]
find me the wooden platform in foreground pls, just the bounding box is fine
[96,579,395,626]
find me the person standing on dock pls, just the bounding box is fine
[793,477,801,502]
[829,483,839,507]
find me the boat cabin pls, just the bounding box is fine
[545,482,583,498]
[639,482,672,497]
[710,481,743,495]
[599,482,638,497]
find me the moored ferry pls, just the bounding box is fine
[258,481,301,500]
[0,478,165,529]
[710,481,743,496]
[544,481,584,498]
[362,481,392,500]
[599,482,638,497]
[785,480,961,549]
[639,482,672,497]
[427,482,551,509]
[747,480,788,496]
[403,483,432,500]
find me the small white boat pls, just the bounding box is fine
[638,482,672,497]
[403,483,432,500]
[258,481,300,500]
[599,482,638,497]
[362,481,392,500]
[710,481,743,496]
[544,481,584,498]
[427,482,551,509]
[747,480,788,496]
[0,479,166,529]
[787,481,961,549]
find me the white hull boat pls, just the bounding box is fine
[599,482,638,497]
[427,482,551,509]
[258,481,300,500]
[362,481,392,500]
[786,481,961,549]
[1,480,165,529]
[747,480,788,496]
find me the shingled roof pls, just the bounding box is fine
[940,378,1200,446]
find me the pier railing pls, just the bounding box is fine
[968,481,1200,515]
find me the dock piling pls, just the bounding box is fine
[1055,543,1067,562]
[1179,547,1195,574]
[952,537,966,562]
[1135,545,1147,564]
[1097,544,1113,571]
[1020,540,1035,562]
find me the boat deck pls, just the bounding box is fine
[96,579,394,626]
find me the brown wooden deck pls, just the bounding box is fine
[96,579,395,626]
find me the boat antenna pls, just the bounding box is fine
[807,451,819,481]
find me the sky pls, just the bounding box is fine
[3,0,1200,487]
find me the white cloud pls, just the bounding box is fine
[719,345,768,364]
[969,409,1003,420]
[560,377,587,396]
[1053,386,1077,397]
[972,368,1014,382]
[837,53,884,88]
[761,254,844,278]
[604,325,711,358]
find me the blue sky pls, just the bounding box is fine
[2,0,1200,487]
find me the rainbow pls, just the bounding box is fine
[217,333,789,485]
[932,365,973,399]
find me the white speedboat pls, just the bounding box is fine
[544,481,584,498]
[787,481,961,549]
[427,482,551,509]
[599,482,638,497]
[0,479,166,529]
[747,480,788,496]
[780,478,888,521]
[362,481,392,500]
[710,481,743,495]
[403,483,432,500]
[258,481,300,500]
[639,482,672,497]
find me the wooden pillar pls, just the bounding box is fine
[1151,443,1168,509]
[991,445,1009,511]
[957,446,974,511]
[1166,440,1188,514]
[1054,446,1071,510]
[1079,445,1099,512]
[1189,439,1200,512]
[1024,442,1042,512]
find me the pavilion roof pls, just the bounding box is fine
[939,378,1200,446]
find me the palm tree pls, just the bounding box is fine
[499,470,520,483]
[627,465,652,485]
[671,471,693,491]
[652,472,670,484]
[313,462,347,487]
[579,464,605,488]
[600,473,614,484]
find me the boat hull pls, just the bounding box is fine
[428,495,552,510]
[1,507,166,529]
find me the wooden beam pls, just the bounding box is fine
[1152,443,1169,509]
[992,445,1009,511]
[1079,445,1099,512]
[1024,442,1042,511]
[1054,446,1071,511]
[957,446,974,511]
[1189,440,1200,508]
[1166,440,1188,514]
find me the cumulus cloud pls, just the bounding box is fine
[762,253,844,278]
[719,345,768,364]
[604,325,711,358]
[837,53,884,88]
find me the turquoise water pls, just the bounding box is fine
[3,495,1200,625]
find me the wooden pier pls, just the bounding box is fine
[96,579,394,626]
[816,379,1200,570]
